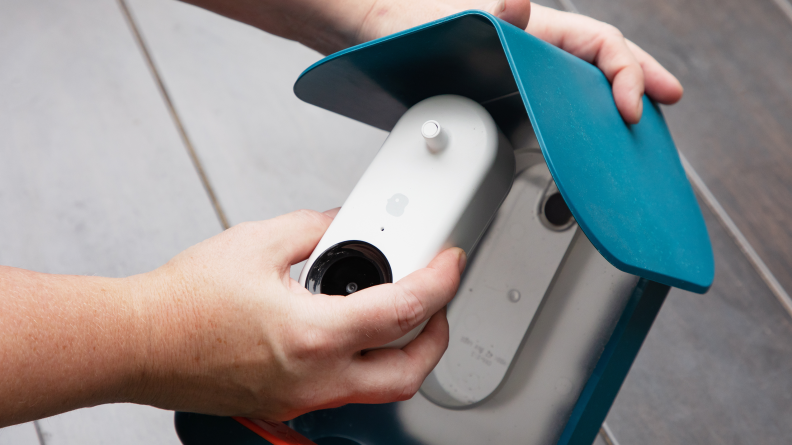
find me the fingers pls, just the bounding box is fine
[322,248,465,351]
[593,29,645,124]
[489,0,531,30]
[526,5,683,124]
[400,306,450,373]
[323,207,341,219]
[346,308,450,404]
[625,39,683,105]
[262,209,333,270]
[526,6,643,122]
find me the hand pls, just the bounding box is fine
[355,0,683,124]
[183,0,682,123]
[133,210,465,420]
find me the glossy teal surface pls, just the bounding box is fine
[293,11,713,293]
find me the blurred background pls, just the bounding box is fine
[1,0,791,443]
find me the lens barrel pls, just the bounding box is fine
[305,241,392,296]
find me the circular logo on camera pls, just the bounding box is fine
[386,193,409,217]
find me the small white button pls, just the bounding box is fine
[422,120,447,153]
[422,121,440,138]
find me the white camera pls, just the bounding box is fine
[298,94,515,348]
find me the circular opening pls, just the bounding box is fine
[543,192,573,228]
[320,256,379,296]
[305,241,392,296]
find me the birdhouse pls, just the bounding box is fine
[175,10,714,445]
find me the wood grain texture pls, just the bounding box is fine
[570,0,792,312]
[605,197,792,443]
[0,0,220,442]
[0,422,40,445]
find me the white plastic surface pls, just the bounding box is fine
[404,232,638,445]
[426,160,578,406]
[299,94,515,348]
[421,120,447,153]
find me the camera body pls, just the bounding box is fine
[298,94,515,348]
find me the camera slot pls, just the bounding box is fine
[305,241,392,296]
[539,183,575,231]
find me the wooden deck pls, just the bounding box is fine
[1,0,790,443]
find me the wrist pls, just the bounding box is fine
[119,267,192,408]
[354,0,460,45]
[113,273,158,405]
[182,0,376,55]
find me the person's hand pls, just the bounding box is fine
[131,210,465,420]
[183,0,682,123]
[354,0,683,124]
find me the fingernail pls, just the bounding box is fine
[458,250,467,274]
[322,207,341,218]
[635,94,644,121]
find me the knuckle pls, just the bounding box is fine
[290,326,333,360]
[394,286,427,333]
[601,23,624,40]
[292,209,326,227]
[396,370,424,401]
[228,220,272,241]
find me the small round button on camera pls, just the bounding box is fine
[422,120,447,154]
[422,120,440,137]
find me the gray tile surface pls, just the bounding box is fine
[37,405,179,445]
[0,0,221,277]
[572,0,792,328]
[97,1,792,444]
[605,199,792,443]
[0,0,220,443]
[592,431,608,445]
[126,0,388,226]
[0,422,39,445]
[3,0,789,443]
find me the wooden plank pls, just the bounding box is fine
[605,197,792,443]
[0,422,40,445]
[0,0,221,443]
[125,0,388,228]
[570,0,792,316]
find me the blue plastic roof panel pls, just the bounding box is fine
[293,11,714,293]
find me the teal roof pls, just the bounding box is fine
[293,11,714,293]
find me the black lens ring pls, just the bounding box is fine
[305,241,392,295]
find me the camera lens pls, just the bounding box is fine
[305,241,392,296]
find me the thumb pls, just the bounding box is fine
[265,210,333,268]
[489,0,532,30]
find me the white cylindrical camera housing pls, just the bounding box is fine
[299,94,516,348]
